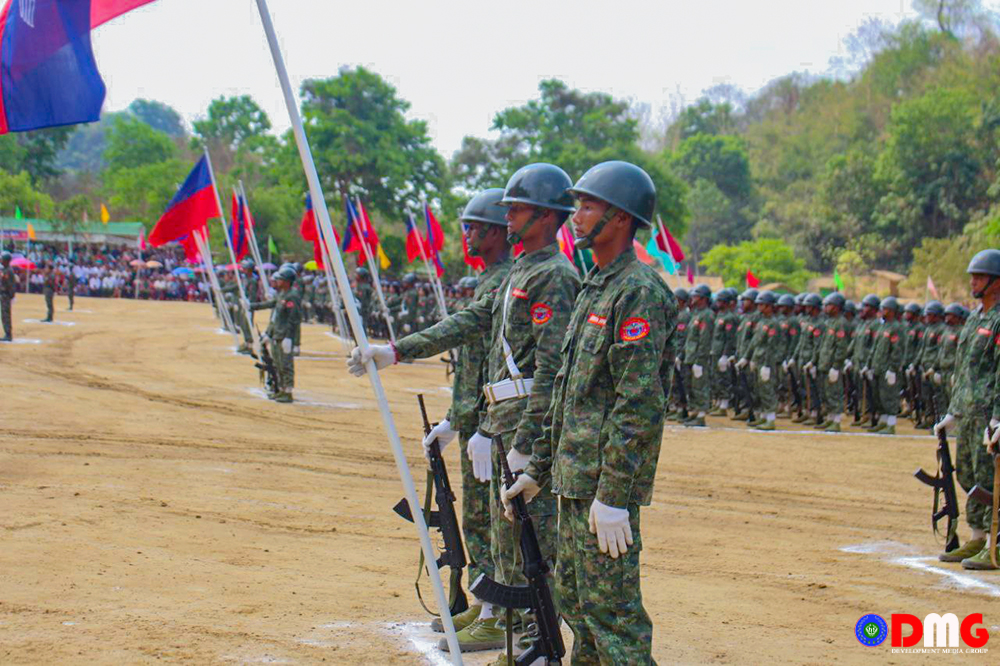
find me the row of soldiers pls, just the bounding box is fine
[669,286,969,435]
[0,254,72,339]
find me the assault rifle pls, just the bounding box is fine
[786,364,804,419]
[251,325,281,396]
[673,362,690,421]
[738,365,756,424]
[392,394,469,616]
[970,413,1000,567]
[844,368,860,423]
[807,368,824,425]
[728,363,742,416]
[440,349,457,379]
[470,435,564,666]
[913,396,960,553]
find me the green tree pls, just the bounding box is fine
[128,99,187,138]
[0,171,55,219]
[701,238,814,290]
[668,134,753,202]
[104,116,177,172]
[104,159,190,226]
[0,126,73,183]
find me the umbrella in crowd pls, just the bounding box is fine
[145,260,163,268]
[172,267,195,278]
[129,259,144,267]
[261,262,277,270]
[10,257,35,270]
[303,260,318,270]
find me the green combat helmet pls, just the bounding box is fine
[924,301,944,316]
[461,188,508,226]
[497,163,574,245]
[822,292,846,309]
[880,296,901,312]
[967,249,1000,297]
[861,294,881,310]
[402,273,418,286]
[357,267,370,279]
[567,160,656,248]
[274,266,297,284]
[691,284,712,300]
[755,290,777,305]
[674,288,689,303]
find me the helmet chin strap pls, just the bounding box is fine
[574,206,618,250]
[507,208,544,246]
[467,225,489,257]
[973,275,998,299]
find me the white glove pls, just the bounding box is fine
[467,432,493,482]
[987,419,1000,451]
[885,370,896,386]
[809,365,817,378]
[403,324,412,333]
[240,297,251,311]
[293,345,300,355]
[418,316,425,323]
[347,343,396,377]
[736,357,748,370]
[933,414,957,436]
[281,338,292,354]
[692,364,703,379]
[386,314,394,323]
[843,359,853,371]
[759,366,771,382]
[674,357,681,370]
[717,356,729,372]
[786,358,795,369]
[260,332,271,345]
[749,360,756,372]
[422,418,457,459]
[828,368,839,384]
[781,359,789,371]
[803,361,814,372]
[865,369,874,381]
[502,473,541,521]
[906,364,915,377]
[934,372,942,385]
[589,499,633,559]
[506,447,532,473]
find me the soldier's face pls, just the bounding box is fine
[572,197,611,239]
[824,304,838,317]
[465,221,488,256]
[506,203,543,240]
[970,273,998,299]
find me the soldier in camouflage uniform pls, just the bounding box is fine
[847,294,880,426]
[349,164,581,654]
[901,302,924,419]
[397,274,420,334]
[666,288,689,420]
[913,301,946,427]
[1,252,15,341]
[732,289,759,421]
[775,294,801,416]
[930,304,965,417]
[505,160,675,665]
[228,258,258,354]
[863,297,905,435]
[249,266,300,403]
[814,293,851,432]
[709,288,738,416]
[41,264,56,322]
[420,190,514,635]
[682,284,715,427]
[741,290,780,429]
[64,266,75,311]
[935,250,1000,569]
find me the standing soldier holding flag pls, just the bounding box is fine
[504,160,676,664]
[348,164,581,657]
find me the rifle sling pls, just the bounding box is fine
[413,469,462,616]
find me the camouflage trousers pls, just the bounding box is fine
[922,378,948,422]
[44,291,54,320]
[821,371,844,417]
[755,365,778,414]
[272,339,294,391]
[1,295,11,338]
[956,415,994,531]
[232,305,254,346]
[67,289,74,310]
[489,431,556,622]
[713,360,732,402]
[556,497,654,665]
[876,372,901,417]
[685,362,711,413]
[459,432,492,587]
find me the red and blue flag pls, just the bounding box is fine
[300,193,338,269]
[149,156,219,247]
[0,0,156,135]
[341,196,363,254]
[404,212,425,263]
[424,202,444,253]
[229,192,250,261]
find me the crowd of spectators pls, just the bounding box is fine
[3,241,214,302]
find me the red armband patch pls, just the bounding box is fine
[978,327,992,336]
[587,313,606,327]
[512,288,528,300]
[531,303,552,324]
[677,323,687,331]
[284,300,295,309]
[890,335,899,343]
[813,328,821,337]
[726,323,733,331]
[836,330,846,338]
[620,317,651,342]
[768,327,777,336]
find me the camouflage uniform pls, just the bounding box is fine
[399,287,420,334]
[778,312,801,407]
[918,321,946,419]
[734,309,759,413]
[869,319,905,417]
[934,325,961,412]
[356,280,374,333]
[42,271,56,321]
[683,305,715,414]
[668,306,690,412]
[796,314,824,412]
[446,257,513,586]
[526,248,676,665]
[747,313,780,415]
[1,264,15,339]
[816,314,851,418]
[250,289,301,393]
[711,307,737,405]
[951,305,1000,532]
[395,243,580,613]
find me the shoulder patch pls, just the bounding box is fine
[890,335,899,343]
[836,330,846,338]
[813,328,821,337]
[726,323,733,331]
[284,300,295,309]
[677,323,687,331]
[978,327,992,337]
[587,313,607,327]
[512,287,529,300]
[531,303,552,325]
[620,317,651,342]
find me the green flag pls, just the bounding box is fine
[14,206,22,220]
[268,235,277,254]
[833,270,844,292]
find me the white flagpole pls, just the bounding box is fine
[252,2,463,658]
[350,196,396,343]
[236,181,272,298]
[193,229,237,336]
[415,201,450,318]
[204,149,260,357]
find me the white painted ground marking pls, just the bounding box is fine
[841,540,1000,597]
[0,338,43,344]
[23,319,75,326]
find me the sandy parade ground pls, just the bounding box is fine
[1,293,997,665]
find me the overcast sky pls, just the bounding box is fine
[92,0,931,158]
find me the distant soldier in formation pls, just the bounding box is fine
[814,293,851,432]
[682,284,714,427]
[64,265,75,311]
[743,290,779,430]
[666,288,689,420]
[709,288,738,416]
[1,252,15,341]
[41,264,57,323]
[249,266,300,403]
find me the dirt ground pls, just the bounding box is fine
[1,293,997,665]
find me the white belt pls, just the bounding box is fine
[483,377,534,405]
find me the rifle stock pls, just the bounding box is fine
[913,428,960,553]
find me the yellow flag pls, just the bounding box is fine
[377,243,391,270]
[100,204,110,224]
[27,223,36,240]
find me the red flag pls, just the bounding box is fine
[424,203,445,252]
[356,197,380,255]
[149,156,219,246]
[179,227,205,264]
[746,269,760,288]
[655,225,685,262]
[557,225,576,263]
[91,1,157,29]
[686,265,694,285]
[926,275,939,299]
[341,197,364,254]
[633,239,654,265]
[300,194,318,242]
[462,225,485,272]
[404,213,425,263]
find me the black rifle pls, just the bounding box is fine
[912,370,925,424]
[807,369,824,425]
[738,366,756,423]
[863,374,879,427]
[250,325,281,395]
[845,368,860,423]
[440,349,457,379]
[673,363,690,420]
[470,435,564,666]
[912,390,960,552]
[786,365,804,419]
[728,364,742,416]
[393,395,469,616]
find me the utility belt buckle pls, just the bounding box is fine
[483,377,534,405]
